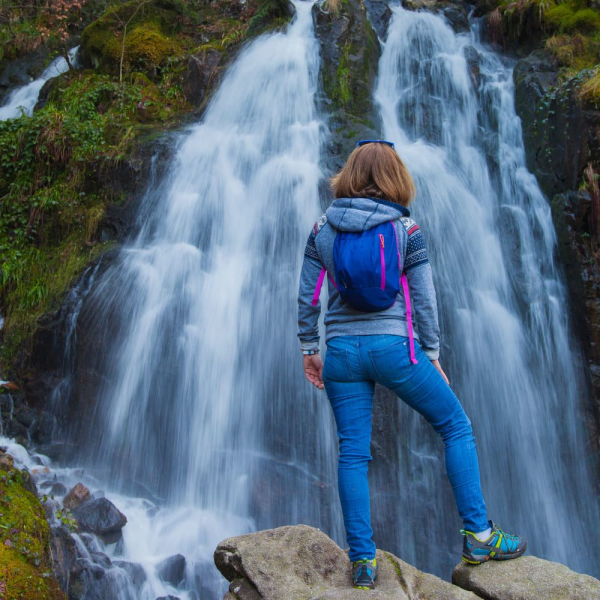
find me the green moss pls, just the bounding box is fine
[546,3,600,33]
[0,70,190,369]
[0,467,66,599]
[81,0,186,75]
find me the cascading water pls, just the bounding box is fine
[0,47,79,120]
[52,2,340,597]
[371,4,600,578]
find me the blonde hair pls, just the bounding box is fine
[330,143,416,206]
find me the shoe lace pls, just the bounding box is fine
[493,525,519,541]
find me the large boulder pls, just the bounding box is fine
[214,524,478,599]
[72,497,127,544]
[452,556,600,599]
[63,482,91,510]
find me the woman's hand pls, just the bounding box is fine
[431,359,450,385]
[303,354,324,390]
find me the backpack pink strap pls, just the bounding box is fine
[312,267,327,306]
[401,273,418,364]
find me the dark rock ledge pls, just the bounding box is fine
[214,524,600,600]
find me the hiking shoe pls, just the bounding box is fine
[352,558,378,589]
[460,520,527,564]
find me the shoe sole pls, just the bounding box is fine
[462,541,527,565]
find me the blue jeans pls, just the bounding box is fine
[323,334,488,561]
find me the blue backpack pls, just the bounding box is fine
[333,221,400,311]
[311,218,418,363]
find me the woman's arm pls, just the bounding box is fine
[297,227,323,352]
[298,226,325,389]
[402,220,441,361]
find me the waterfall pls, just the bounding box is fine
[372,5,600,577]
[0,47,79,120]
[56,2,339,597]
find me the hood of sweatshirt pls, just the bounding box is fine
[325,197,410,232]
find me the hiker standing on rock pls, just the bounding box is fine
[297,141,527,590]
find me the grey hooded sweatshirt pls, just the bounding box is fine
[297,196,440,360]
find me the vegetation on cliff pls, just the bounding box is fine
[0,461,66,599]
[485,0,600,103]
[0,0,290,374]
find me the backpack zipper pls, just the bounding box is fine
[379,234,386,290]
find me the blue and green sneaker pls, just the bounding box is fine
[460,520,527,564]
[352,558,378,589]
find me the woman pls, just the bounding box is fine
[297,141,526,590]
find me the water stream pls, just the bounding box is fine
[0,47,79,120]
[45,2,339,597]
[371,4,600,577]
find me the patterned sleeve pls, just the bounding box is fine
[404,220,429,271]
[297,216,327,352]
[400,217,440,360]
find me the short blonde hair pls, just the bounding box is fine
[330,143,416,206]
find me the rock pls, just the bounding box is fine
[364,0,393,39]
[214,524,478,599]
[50,525,80,590]
[92,489,105,499]
[63,482,91,510]
[49,482,68,496]
[185,49,222,108]
[19,468,39,497]
[0,452,15,471]
[114,560,147,587]
[156,596,181,600]
[72,497,127,544]
[463,45,481,92]
[441,4,470,33]
[452,555,600,599]
[90,550,113,569]
[156,553,186,587]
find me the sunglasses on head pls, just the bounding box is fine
[356,139,395,149]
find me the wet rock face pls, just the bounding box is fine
[452,556,600,600]
[214,524,479,599]
[514,50,600,200]
[551,191,600,428]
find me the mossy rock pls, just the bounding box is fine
[81,0,184,74]
[0,467,66,599]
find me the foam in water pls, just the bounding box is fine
[0,47,79,120]
[374,5,600,577]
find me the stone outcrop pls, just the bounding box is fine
[452,556,600,600]
[314,0,381,172]
[214,524,479,599]
[214,525,600,600]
